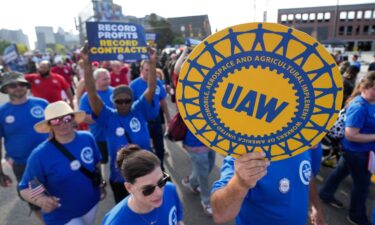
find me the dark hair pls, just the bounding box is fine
[346,71,375,105]
[116,144,161,184]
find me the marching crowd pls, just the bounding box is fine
[0,45,374,225]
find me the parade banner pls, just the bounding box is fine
[3,44,18,64]
[146,33,158,47]
[176,23,343,161]
[86,22,149,62]
[185,37,201,52]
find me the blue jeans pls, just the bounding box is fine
[320,150,371,223]
[188,150,216,204]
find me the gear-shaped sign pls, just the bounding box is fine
[176,22,343,161]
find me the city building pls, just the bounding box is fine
[278,3,375,52]
[35,26,55,52]
[0,29,30,49]
[168,15,211,39]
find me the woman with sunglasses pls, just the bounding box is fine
[19,101,105,225]
[81,45,160,203]
[102,145,185,225]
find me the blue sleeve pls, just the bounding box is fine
[79,93,92,114]
[211,157,235,193]
[310,144,322,176]
[19,148,45,190]
[157,80,167,100]
[132,94,160,121]
[345,102,366,129]
[87,132,102,164]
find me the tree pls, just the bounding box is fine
[16,44,28,55]
[146,13,174,49]
[0,40,12,55]
[55,44,67,55]
[172,37,185,45]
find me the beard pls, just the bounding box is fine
[40,71,50,77]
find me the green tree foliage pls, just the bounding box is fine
[0,40,12,54]
[146,13,174,49]
[16,43,28,55]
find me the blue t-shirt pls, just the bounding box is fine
[0,97,48,164]
[94,94,159,182]
[183,129,205,147]
[130,77,167,102]
[212,148,321,225]
[79,87,114,141]
[102,182,183,225]
[19,131,101,225]
[342,96,375,152]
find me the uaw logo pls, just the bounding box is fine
[30,106,44,118]
[81,147,94,164]
[129,117,141,132]
[299,160,312,185]
[168,206,178,225]
[176,23,343,161]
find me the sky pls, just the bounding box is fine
[1,0,374,50]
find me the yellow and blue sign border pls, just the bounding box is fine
[176,23,343,161]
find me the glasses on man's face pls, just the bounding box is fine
[140,172,170,196]
[7,82,28,89]
[48,114,74,126]
[114,98,132,105]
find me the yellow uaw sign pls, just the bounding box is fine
[176,22,343,161]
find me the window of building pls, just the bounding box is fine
[373,10,375,19]
[288,14,294,21]
[346,42,354,51]
[370,25,375,35]
[355,26,360,35]
[302,13,308,22]
[309,13,316,21]
[295,13,301,21]
[357,11,363,19]
[324,12,331,21]
[358,41,372,51]
[364,10,372,19]
[340,11,347,21]
[363,25,369,35]
[317,13,324,21]
[281,14,287,22]
[347,26,353,35]
[348,11,355,21]
[339,26,345,36]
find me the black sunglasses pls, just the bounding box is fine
[7,82,28,89]
[141,173,170,196]
[114,98,132,105]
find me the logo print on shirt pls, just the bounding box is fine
[129,117,141,132]
[52,79,58,84]
[299,160,312,185]
[81,147,94,164]
[5,115,15,124]
[30,106,44,118]
[70,160,81,171]
[116,127,125,136]
[115,78,120,83]
[279,178,290,194]
[168,206,178,225]
[34,79,40,84]
[64,69,69,74]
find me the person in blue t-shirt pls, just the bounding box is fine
[79,68,114,178]
[130,60,171,171]
[81,45,159,203]
[102,145,184,225]
[320,72,375,225]
[211,145,324,225]
[19,101,106,225]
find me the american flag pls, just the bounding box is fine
[28,178,47,199]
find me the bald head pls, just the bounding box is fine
[38,60,50,77]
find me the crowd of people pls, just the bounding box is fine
[0,44,373,225]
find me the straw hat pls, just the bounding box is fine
[34,101,86,133]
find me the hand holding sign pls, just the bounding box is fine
[234,152,270,189]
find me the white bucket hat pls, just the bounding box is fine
[34,101,86,133]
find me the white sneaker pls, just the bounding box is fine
[201,201,212,216]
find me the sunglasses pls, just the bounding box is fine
[114,98,132,105]
[48,114,74,126]
[7,82,28,89]
[141,173,170,196]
